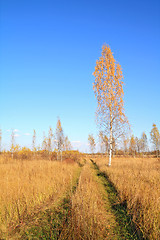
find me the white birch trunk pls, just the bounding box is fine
[109,114,113,166]
[109,131,112,166]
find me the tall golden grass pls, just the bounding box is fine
[59,162,117,239]
[93,156,160,240]
[0,155,80,238]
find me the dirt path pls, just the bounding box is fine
[59,158,140,239]
[90,159,142,240]
[59,160,118,239]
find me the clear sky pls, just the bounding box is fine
[0,0,160,151]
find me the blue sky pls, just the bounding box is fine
[0,0,160,151]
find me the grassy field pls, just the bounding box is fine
[92,156,160,240]
[0,154,159,239]
[0,155,81,239]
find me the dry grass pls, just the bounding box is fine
[93,156,160,240]
[60,161,117,240]
[1,153,159,239]
[0,155,80,238]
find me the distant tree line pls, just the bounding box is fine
[0,118,73,161]
[88,123,160,157]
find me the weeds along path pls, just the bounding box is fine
[90,159,145,240]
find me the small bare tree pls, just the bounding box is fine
[42,131,47,151]
[99,131,108,154]
[64,136,72,151]
[122,135,130,155]
[129,135,136,157]
[88,134,96,153]
[141,132,148,154]
[48,127,53,151]
[55,118,64,161]
[135,137,141,154]
[48,127,53,159]
[32,129,36,158]
[150,123,160,157]
[11,129,15,159]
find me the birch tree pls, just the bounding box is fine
[150,123,160,157]
[48,127,53,152]
[135,137,141,154]
[88,134,96,153]
[93,44,129,166]
[32,129,36,152]
[42,131,47,150]
[99,131,108,154]
[129,135,136,156]
[55,118,64,161]
[141,132,148,154]
[32,129,36,159]
[11,129,15,159]
[122,135,129,155]
[64,136,72,151]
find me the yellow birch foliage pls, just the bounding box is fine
[93,44,129,139]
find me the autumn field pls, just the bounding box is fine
[0,152,159,239]
[0,153,81,239]
[92,155,160,240]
